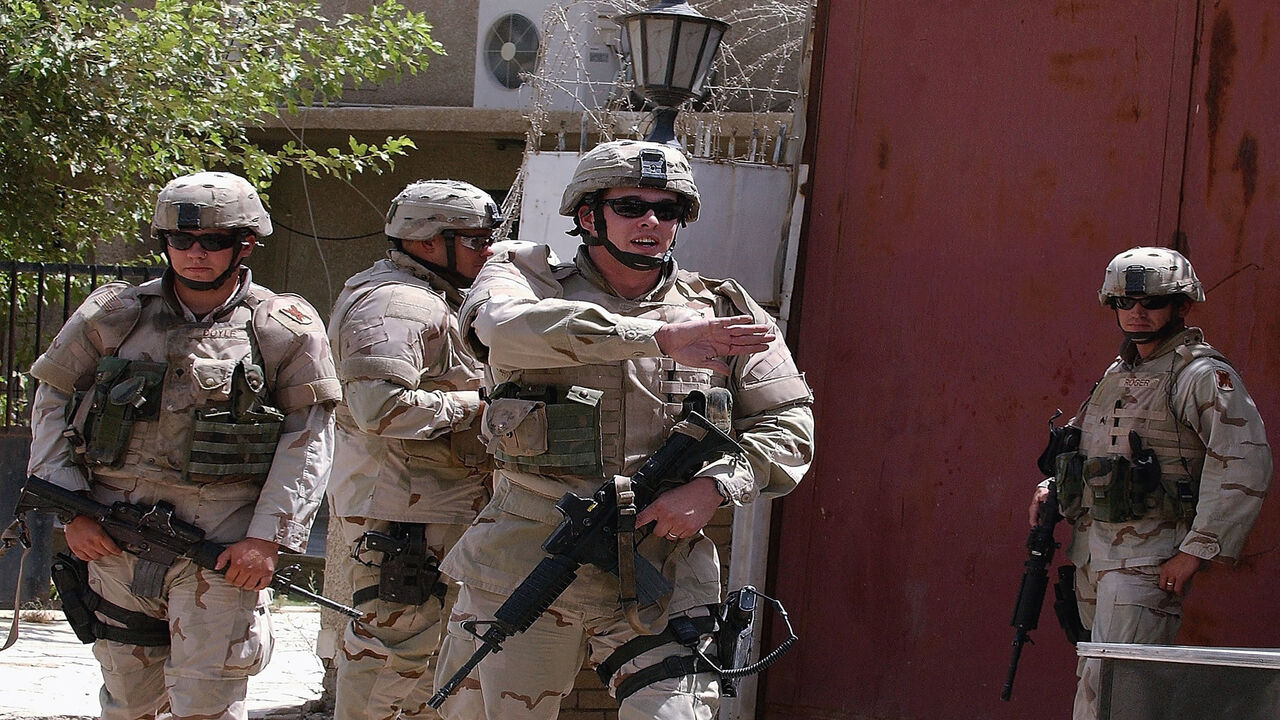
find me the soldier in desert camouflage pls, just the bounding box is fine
[433,140,815,720]
[26,171,339,720]
[1030,246,1272,720]
[326,180,498,720]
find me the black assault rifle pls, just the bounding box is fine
[1001,477,1061,701]
[428,388,743,709]
[10,475,362,619]
[1002,409,1084,701]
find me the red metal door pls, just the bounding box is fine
[767,1,1280,718]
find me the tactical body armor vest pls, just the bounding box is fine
[65,280,286,487]
[1064,332,1222,524]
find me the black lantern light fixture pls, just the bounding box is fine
[618,0,730,145]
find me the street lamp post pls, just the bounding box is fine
[618,0,730,146]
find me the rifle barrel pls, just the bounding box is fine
[428,636,501,709]
[268,577,362,618]
[1001,631,1026,701]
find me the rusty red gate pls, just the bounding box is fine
[768,2,1280,718]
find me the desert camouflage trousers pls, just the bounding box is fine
[88,552,273,720]
[435,584,719,720]
[334,517,467,720]
[1072,563,1182,720]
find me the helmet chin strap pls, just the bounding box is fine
[583,198,674,272]
[1118,315,1186,344]
[392,238,474,288]
[165,246,246,292]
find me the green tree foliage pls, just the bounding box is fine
[0,0,442,261]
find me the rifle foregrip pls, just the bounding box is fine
[187,540,226,571]
[494,554,579,633]
[1010,566,1048,630]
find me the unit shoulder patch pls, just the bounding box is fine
[258,293,323,337]
[1215,369,1235,391]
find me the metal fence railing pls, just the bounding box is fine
[2,260,165,430]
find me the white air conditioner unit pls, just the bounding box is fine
[475,0,622,111]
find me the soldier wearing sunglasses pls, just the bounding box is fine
[1028,246,1271,720]
[326,180,500,720]
[26,171,339,720]
[433,140,815,720]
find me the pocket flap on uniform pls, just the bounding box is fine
[483,398,548,456]
[191,358,236,393]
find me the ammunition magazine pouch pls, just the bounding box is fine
[184,360,284,485]
[484,382,604,477]
[1082,456,1128,522]
[71,357,166,468]
[1041,423,1084,519]
[352,523,447,607]
[1079,437,1174,524]
[597,614,719,702]
[1055,453,1085,520]
[1052,564,1089,645]
[50,553,169,647]
[1163,475,1199,524]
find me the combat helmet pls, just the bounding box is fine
[152,171,269,292]
[385,180,502,241]
[560,140,699,271]
[385,180,502,287]
[151,171,272,238]
[1097,247,1205,306]
[559,139,700,221]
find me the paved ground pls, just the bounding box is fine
[0,607,328,720]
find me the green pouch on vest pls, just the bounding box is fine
[1159,474,1199,524]
[1084,456,1133,523]
[489,383,604,477]
[82,357,167,467]
[183,356,285,484]
[183,406,284,484]
[1054,452,1085,520]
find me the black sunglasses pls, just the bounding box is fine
[600,197,688,222]
[442,229,496,251]
[164,231,244,252]
[1108,296,1174,310]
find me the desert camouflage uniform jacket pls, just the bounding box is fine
[27,270,338,552]
[326,250,490,524]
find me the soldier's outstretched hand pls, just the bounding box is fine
[655,314,774,375]
[217,537,280,592]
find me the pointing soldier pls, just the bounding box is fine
[433,140,815,719]
[27,171,339,720]
[326,180,498,720]
[1031,247,1271,720]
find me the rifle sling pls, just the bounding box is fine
[614,475,642,631]
[0,548,24,652]
[0,518,31,652]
